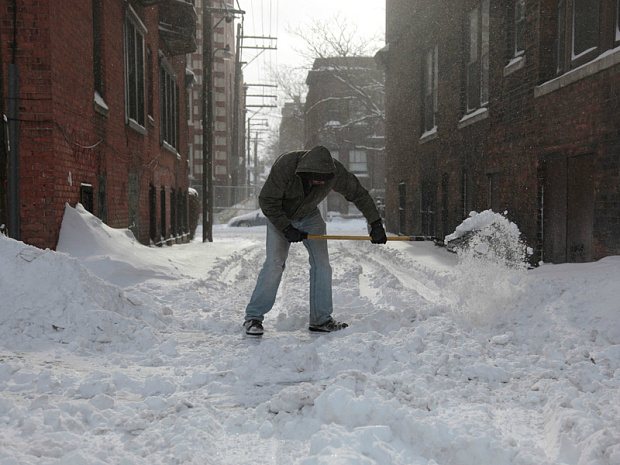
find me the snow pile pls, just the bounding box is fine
[57,203,187,286]
[445,210,530,268]
[0,206,174,353]
[0,205,619,464]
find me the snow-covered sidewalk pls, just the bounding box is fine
[0,204,619,464]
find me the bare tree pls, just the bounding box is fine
[287,15,385,151]
[272,64,308,103]
[288,14,382,64]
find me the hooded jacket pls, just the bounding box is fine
[259,146,381,231]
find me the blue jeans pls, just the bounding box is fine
[245,209,333,326]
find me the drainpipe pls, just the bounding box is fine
[8,0,20,240]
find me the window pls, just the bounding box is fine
[573,0,600,58]
[556,0,602,74]
[464,0,490,113]
[398,182,407,236]
[124,9,146,128]
[160,58,179,150]
[617,0,620,41]
[160,187,167,241]
[349,150,367,173]
[349,99,367,125]
[422,45,439,133]
[557,0,567,74]
[420,180,436,237]
[514,0,526,57]
[98,174,107,222]
[93,0,103,97]
[462,172,470,218]
[149,184,157,244]
[80,184,94,214]
[147,48,154,118]
[325,99,341,125]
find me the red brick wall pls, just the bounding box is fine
[2,0,54,247]
[2,0,191,249]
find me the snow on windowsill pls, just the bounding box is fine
[419,126,438,144]
[94,91,109,117]
[504,55,526,76]
[572,46,598,61]
[536,45,620,98]
[162,141,181,159]
[458,107,488,129]
[325,121,341,127]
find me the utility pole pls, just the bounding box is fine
[246,118,268,189]
[239,35,277,195]
[201,3,213,243]
[244,83,278,108]
[254,135,259,189]
[231,22,242,207]
[201,3,244,243]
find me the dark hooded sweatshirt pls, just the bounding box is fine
[258,146,381,231]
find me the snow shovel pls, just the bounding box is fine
[307,234,435,241]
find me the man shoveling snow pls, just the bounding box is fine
[243,146,387,336]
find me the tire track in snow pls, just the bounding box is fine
[208,245,265,287]
[331,241,453,310]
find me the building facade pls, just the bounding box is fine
[1,0,197,249]
[382,0,620,263]
[305,56,386,216]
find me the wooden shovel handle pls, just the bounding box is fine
[306,235,431,241]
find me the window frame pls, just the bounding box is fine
[464,0,490,115]
[572,0,600,59]
[556,0,603,74]
[160,56,179,152]
[93,0,103,97]
[422,44,439,133]
[124,7,147,131]
[617,0,620,41]
[514,0,526,57]
[349,150,368,174]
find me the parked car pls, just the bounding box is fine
[227,209,268,227]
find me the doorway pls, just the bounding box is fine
[541,154,594,263]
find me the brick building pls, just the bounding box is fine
[382,0,620,263]
[279,97,305,155]
[305,56,386,216]
[1,0,196,249]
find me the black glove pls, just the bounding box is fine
[369,219,387,244]
[283,225,308,243]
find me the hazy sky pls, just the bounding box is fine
[239,0,386,119]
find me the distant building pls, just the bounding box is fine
[279,97,305,155]
[305,56,385,216]
[382,0,620,263]
[1,0,197,249]
[186,1,244,211]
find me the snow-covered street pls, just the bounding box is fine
[1,204,619,464]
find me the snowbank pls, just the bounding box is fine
[57,203,184,286]
[0,233,166,353]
